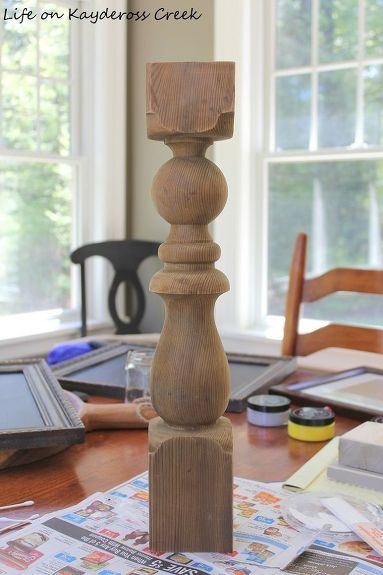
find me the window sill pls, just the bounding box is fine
[3,317,381,374]
[0,317,114,361]
[220,328,282,356]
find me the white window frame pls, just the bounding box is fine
[77,4,127,325]
[214,0,266,338]
[0,0,127,359]
[214,0,383,344]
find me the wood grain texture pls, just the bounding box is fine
[282,233,383,356]
[303,268,383,301]
[282,234,307,356]
[146,62,234,140]
[149,418,232,552]
[146,62,235,551]
[296,323,383,355]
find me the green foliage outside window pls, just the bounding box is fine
[271,1,383,327]
[0,0,73,316]
[0,162,72,314]
[269,161,383,324]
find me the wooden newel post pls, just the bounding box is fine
[147,62,235,552]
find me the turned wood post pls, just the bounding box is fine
[147,62,234,552]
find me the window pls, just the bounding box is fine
[214,0,383,336]
[268,0,383,327]
[0,0,127,350]
[0,0,78,319]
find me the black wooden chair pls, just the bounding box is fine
[71,240,160,336]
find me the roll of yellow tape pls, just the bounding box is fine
[288,406,335,442]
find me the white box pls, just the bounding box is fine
[339,421,383,474]
[327,461,383,492]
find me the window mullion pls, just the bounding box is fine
[0,149,79,163]
[70,16,81,311]
[0,7,3,149]
[267,146,383,163]
[355,0,365,146]
[269,0,276,151]
[310,0,319,151]
[36,1,41,152]
[70,17,80,157]
[275,62,360,77]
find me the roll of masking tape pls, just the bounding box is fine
[247,395,290,427]
[288,406,335,442]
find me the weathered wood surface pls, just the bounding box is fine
[149,418,232,551]
[282,233,383,356]
[147,62,235,551]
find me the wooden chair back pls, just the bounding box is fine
[282,233,383,356]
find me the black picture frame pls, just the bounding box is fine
[270,366,383,419]
[53,342,297,412]
[0,359,84,449]
[52,342,146,398]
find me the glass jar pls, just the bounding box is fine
[124,349,155,403]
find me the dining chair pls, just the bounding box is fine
[282,233,383,356]
[71,240,160,336]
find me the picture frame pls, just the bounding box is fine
[0,359,84,450]
[52,342,143,398]
[226,351,297,411]
[53,342,297,411]
[270,366,383,419]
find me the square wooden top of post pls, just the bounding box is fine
[146,61,235,141]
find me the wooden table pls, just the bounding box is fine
[0,408,357,522]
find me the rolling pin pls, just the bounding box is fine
[66,391,157,431]
[0,393,157,470]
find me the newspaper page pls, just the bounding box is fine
[0,472,381,575]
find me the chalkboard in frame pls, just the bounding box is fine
[0,359,84,450]
[53,342,297,412]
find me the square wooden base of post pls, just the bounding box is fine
[149,416,233,552]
